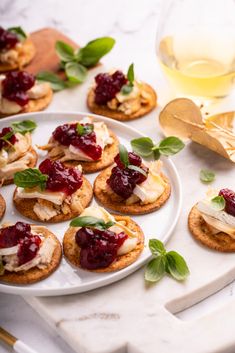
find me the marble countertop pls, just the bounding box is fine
[1,0,235,352]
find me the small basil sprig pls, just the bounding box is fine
[8,26,27,41]
[37,37,115,91]
[145,239,190,283]
[76,123,94,136]
[211,195,225,211]
[119,144,147,177]
[11,120,37,134]
[131,136,184,160]
[70,216,115,230]
[0,130,14,144]
[14,169,48,190]
[200,169,215,183]
[121,63,134,95]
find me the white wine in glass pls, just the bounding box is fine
[156,0,235,99]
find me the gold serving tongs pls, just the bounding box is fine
[0,326,39,353]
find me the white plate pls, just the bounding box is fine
[0,111,182,296]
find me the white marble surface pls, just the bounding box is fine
[1,0,235,352]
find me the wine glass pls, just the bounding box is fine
[156,0,235,100]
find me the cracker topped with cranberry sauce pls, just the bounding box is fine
[38,117,119,173]
[13,159,93,223]
[0,26,35,72]
[0,71,53,117]
[87,64,157,121]
[94,145,171,214]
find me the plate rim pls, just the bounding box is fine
[0,110,182,296]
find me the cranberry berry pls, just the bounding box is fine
[2,71,35,106]
[94,70,127,105]
[39,159,83,196]
[219,188,235,217]
[114,152,142,169]
[0,27,19,50]
[17,235,41,266]
[0,222,31,248]
[76,227,127,270]
[52,123,102,161]
[0,127,17,150]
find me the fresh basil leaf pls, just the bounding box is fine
[153,149,161,160]
[166,251,190,281]
[76,123,84,135]
[158,136,185,156]
[0,257,4,275]
[121,84,133,95]
[70,216,114,230]
[119,144,129,168]
[76,123,93,136]
[127,63,134,85]
[36,71,67,91]
[149,239,166,256]
[211,195,225,211]
[200,169,215,183]
[128,165,147,177]
[55,41,76,62]
[65,62,87,83]
[78,37,115,67]
[14,169,48,190]
[145,256,166,282]
[0,131,14,142]
[8,26,27,41]
[12,120,37,135]
[131,137,154,157]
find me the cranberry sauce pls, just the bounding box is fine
[0,222,41,266]
[219,189,235,217]
[2,71,35,106]
[75,227,128,269]
[0,27,19,50]
[39,159,83,196]
[52,123,102,161]
[0,127,17,150]
[94,70,127,105]
[107,152,148,199]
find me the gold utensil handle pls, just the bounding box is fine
[0,326,17,347]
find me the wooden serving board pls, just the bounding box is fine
[26,28,79,76]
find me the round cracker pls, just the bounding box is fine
[2,147,38,186]
[188,205,235,252]
[93,167,171,215]
[13,177,93,223]
[87,83,157,121]
[0,227,62,285]
[0,88,53,119]
[63,130,119,173]
[0,37,36,72]
[0,194,6,219]
[63,214,144,272]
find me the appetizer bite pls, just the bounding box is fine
[189,188,235,252]
[87,64,157,121]
[0,71,52,117]
[38,117,119,173]
[0,26,35,72]
[94,145,171,214]
[0,194,6,219]
[13,159,93,222]
[0,221,61,284]
[63,206,144,272]
[0,120,37,185]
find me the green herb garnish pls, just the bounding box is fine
[8,26,27,41]
[121,63,135,95]
[118,144,148,176]
[70,216,115,230]
[131,136,184,160]
[145,239,190,283]
[11,120,37,134]
[0,130,14,143]
[37,37,115,90]
[76,123,94,136]
[200,169,215,183]
[14,169,48,190]
[211,195,225,211]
